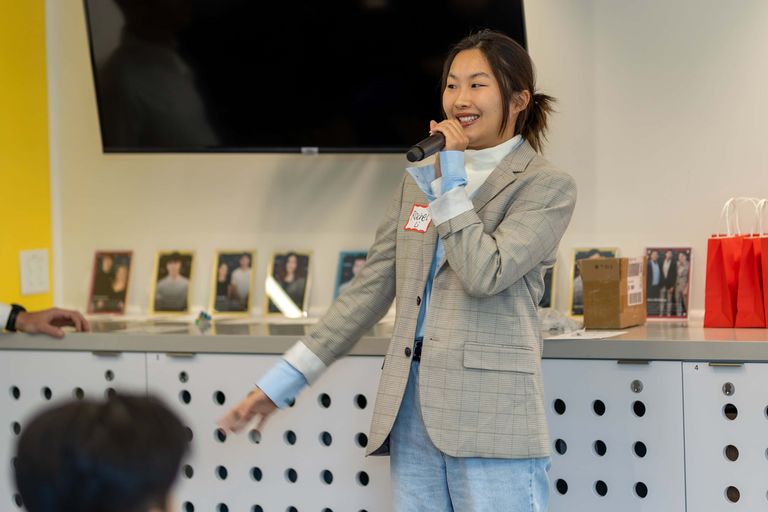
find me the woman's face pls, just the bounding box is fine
[285,255,298,274]
[442,49,520,150]
[218,263,228,280]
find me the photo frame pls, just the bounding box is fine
[265,251,311,318]
[210,250,256,315]
[150,250,194,314]
[334,251,368,299]
[569,247,619,316]
[88,250,132,314]
[644,247,693,319]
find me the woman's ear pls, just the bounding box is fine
[511,90,531,114]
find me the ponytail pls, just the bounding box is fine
[517,92,556,153]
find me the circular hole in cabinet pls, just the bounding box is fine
[723,403,738,420]
[357,471,370,487]
[722,382,735,396]
[322,509,334,512]
[321,469,334,484]
[287,398,296,408]
[555,479,568,495]
[183,465,194,479]
[632,401,646,417]
[105,370,114,382]
[554,439,567,455]
[11,422,21,436]
[252,507,263,512]
[630,379,644,393]
[318,393,332,408]
[724,445,739,462]
[217,505,229,512]
[726,486,740,503]
[183,502,194,512]
[216,466,228,480]
[185,427,194,442]
[320,431,333,447]
[12,457,17,470]
[249,429,262,444]
[105,388,117,399]
[13,493,23,508]
[633,441,647,458]
[286,507,298,512]
[42,387,52,400]
[356,433,368,448]
[764,405,768,419]
[250,467,263,482]
[179,371,189,383]
[635,482,648,499]
[284,430,297,446]
[595,480,608,497]
[214,391,226,406]
[179,390,191,405]
[592,400,606,416]
[215,428,227,443]
[553,399,566,415]
[593,440,607,457]
[10,386,20,400]
[73,388,85,400]
[355,394,368,409]
[285,468,298,483]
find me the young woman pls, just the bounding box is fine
[220,30,577,511]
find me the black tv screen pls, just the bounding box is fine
[84,0,526,153]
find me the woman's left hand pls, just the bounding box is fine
[430,119,469,152]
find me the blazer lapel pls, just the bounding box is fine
[470,139,537,213]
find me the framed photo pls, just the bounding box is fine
[88,251,132,314]
[644,247,692,319]
[334,251,368,299]
[210,250,256,315]
[151,251,194,314]
[265,251,311,317]
[539,265,556,309]
[569,247,619,316]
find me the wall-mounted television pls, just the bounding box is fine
[84,0,526,153]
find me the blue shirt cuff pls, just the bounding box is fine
[406,164,437,201]
[256,358,308,409]
[438,151,467,194]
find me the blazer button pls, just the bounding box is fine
[416,296,422,306]
[404,347,412,357]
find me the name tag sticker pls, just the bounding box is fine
[404,204,431,233]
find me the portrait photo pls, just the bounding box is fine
[88,251,132,314]
[539,265,555,309]
[265,251,311,317]
[569,247,619,316]
[334,251,368,299]
[211,251,256,314]
[151,251,194,314]
[645,247,692,319]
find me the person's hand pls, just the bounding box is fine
[15,308,90,338]
[218,387,278,433]
[430,119,469,152]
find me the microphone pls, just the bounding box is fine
[406,132,445,162]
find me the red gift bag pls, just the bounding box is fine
[762,236,768,325]
[735,236,765,327]
[704,235,742,327]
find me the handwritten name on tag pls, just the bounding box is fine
[404,204,431,233]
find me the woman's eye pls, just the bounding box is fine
[471,83,487,88]
[446,84,457,89]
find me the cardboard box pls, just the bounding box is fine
[580,257,647,329]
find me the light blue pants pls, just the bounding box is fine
[390,361,551,512]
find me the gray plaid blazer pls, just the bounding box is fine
[301,140,577,458]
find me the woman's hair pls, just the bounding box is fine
[440,29,555,153]
[277,252,305,282]
[14,394,188,512]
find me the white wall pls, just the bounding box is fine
[47,0,768,318]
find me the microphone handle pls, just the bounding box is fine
[406,132,446,163]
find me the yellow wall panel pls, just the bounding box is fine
[0,0,53,309]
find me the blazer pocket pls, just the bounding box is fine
[462,342,537,374]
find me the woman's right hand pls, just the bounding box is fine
[218,387,278,433]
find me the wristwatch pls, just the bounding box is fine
[6,304,26,332]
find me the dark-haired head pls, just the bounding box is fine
[14,394,188,512]
[441,29,555,153]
